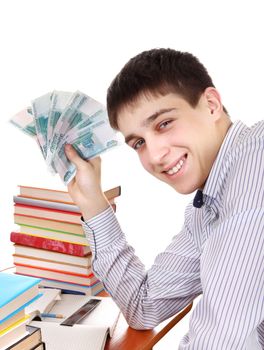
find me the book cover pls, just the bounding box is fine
[15,226,88,245]
[42,295,120,337]
[13,196,116,214]
[29,296,120,350]
[39,279,104,296]
[0,310,25,333]
[0,316,29,349]
[30,342,45,350]
[14,203,116,224]
[15,264,98,286]
[14,195,82,213]
[5,325,42,350]
[14,214,84,235]
[0,315,29,336]
[29,322,107,350]
[13,245,91,266]
[0,273,41,323]
[13,255,92,276]
[17,223,87,242]
[10,232,90,256]
[25,289,61,318]
[14,204,81,224]
[19,185,121,204]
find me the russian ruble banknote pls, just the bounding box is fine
[54,111,119,183]
[48,91,105,166]
[31,92,53,158]
[9,107,36,137]
[46,91,73,167]
[10,90,122,185]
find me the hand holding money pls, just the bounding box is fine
[10,90,122,185]
[65,144,109,220]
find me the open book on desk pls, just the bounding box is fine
[25,288,62,321]
[30,295,120,350]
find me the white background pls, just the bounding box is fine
[0,1,263,348]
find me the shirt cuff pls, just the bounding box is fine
[82,205,123,251]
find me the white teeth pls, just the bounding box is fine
[166,159,185,175]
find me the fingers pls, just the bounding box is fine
[64,144,101,170]
[64,144,87,170]
[89,156,101,167]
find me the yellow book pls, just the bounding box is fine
[0,315,29,349]
[0,315,30,336]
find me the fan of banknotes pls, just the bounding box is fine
[10,91,122,185]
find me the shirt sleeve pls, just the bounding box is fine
[82,205,202,329]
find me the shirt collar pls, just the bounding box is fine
[202,120,249,201]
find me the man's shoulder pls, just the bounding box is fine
[214,120,264,189]
[238,120,264,143]
[220,120,264,212]
[227,120,264,159]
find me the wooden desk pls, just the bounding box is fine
[2,268,192,350]
[104,302,192,350]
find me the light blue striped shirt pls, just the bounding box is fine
[83,120,264,349]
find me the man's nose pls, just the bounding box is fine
[146,136,169,164]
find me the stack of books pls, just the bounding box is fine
[0,272,44,349]
[10,185,121,295]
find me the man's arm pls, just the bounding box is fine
[65,144,201,329]
[83,205,202,329]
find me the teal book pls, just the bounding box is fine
[0,272,41,324]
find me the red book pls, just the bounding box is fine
[14,263,98,286]
[14,202,116,224]
[14,204,81,224]
[10,232,90,256]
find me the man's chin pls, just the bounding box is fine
[169,182,201,195]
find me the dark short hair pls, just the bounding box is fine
[107,48,227,129]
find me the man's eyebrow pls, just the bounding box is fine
[141,108,177,128]
[125,108,177,144]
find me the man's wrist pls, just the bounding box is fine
[82,206,122,251]
[81,196,110,221]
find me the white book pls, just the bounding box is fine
[25,288,61,320]
[29,322,109,350]
[13,245,92,266]
[39,279,104,295]
[30,296,120,350]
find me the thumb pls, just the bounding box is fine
[64,144,87,169]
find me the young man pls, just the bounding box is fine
[65,49,264,349]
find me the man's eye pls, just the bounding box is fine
[133,139,145,150]
[159,120,172,129]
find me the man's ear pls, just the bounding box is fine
[204,87,223,119]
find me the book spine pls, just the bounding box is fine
[14,213,82,227]
[19,185,121,203]
[14,199,116,216]
[29,342,45,350]
[14,263,94,278]
[14,203,116,224]
[14,195,81,213]
[14,196,116,213]
[10,232,89,257]
[14,203,81,216]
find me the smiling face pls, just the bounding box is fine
[118,89,232,194]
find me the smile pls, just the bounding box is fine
[164,155,187,175]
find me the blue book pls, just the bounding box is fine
[0,272,41,324]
